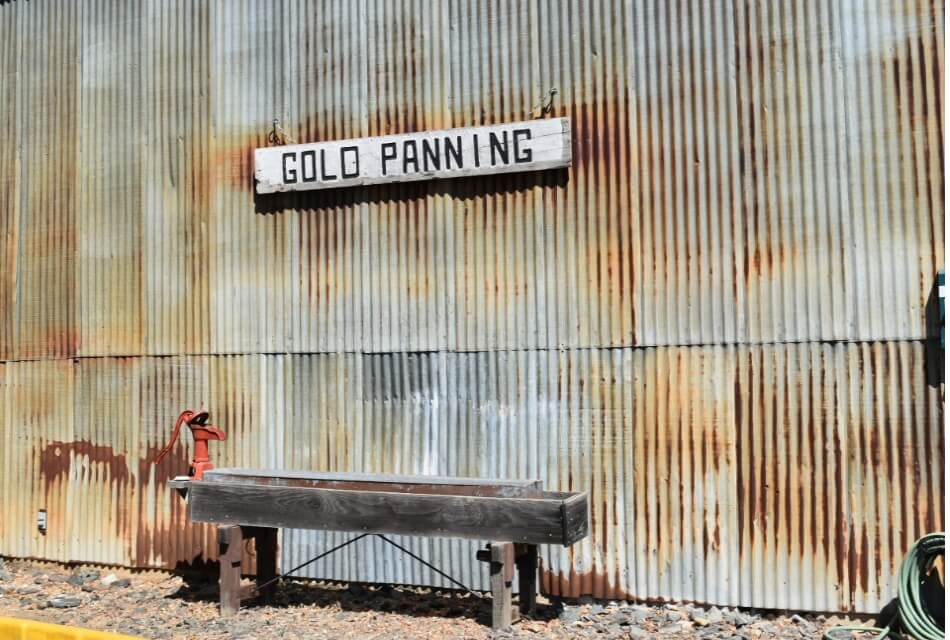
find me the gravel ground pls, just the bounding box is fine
[0,558,873,639]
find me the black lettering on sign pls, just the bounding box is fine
[444,136,463,169]
[403,140,419,173]
[489,131,509,166]
[513,129,532,163]
[381,142,397,175]
[473,134,480,167]
[283,152,297,183]
[422,139,440,171]
[320,149,337,181]
[341,146,360,179]
[301,150,317,182]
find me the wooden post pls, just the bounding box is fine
[515,543,538,615]
[254,527,278,603]
[489,542,515,630]
[217,525,242,616]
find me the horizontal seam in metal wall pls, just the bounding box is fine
[0,337,938,365]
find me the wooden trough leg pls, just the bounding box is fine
[489,542,515,630]
[254,527,278,604]
[217,525,242,616]
[515,543,538,615]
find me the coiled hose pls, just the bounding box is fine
[824,532,944,640]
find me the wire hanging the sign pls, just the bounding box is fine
[267,118,296,146]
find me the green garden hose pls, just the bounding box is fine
[824,532,944,640]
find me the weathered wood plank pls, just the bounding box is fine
[560,492,589,546]
[254,118,571,194]
[217,526,242,616]
[515,544,538,615]
[252,527,277,604]
[205,468,542,488]
[203,468,543,498]
[189,481,574,544]
[489,542,515,630]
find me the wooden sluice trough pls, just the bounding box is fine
[171,468,589,629]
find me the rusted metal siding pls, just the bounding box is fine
[2,0,80,360]
[730,0,945,344]
[734,342,943,612]
[0,0,944,616]
[0,356,275,572]
[0,0,942,358]
[0,7,17,359]
[77,1,145,358]
[0,345,941,611]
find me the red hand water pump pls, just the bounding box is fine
[155,409,226,480]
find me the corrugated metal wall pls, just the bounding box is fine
[0,0,943,614]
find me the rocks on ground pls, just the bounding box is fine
[0,558,872,639]
[101,573,132,589]
[67,569,100,586]
[47,595,83,609]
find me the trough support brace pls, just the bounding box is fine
[252,527,278,604]
[515,543,538,615]
[489,542,515,629]
[217,525,279,615]
[478,542,537,628]
[217,525,242,616]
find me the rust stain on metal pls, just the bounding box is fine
[206,138,260,192]
[539,565,634,602]
[135,442,205,569]
[39,440,131,488]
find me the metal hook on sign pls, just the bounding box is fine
[540,87,557,116]
[268,118,297,146]
[528,87,558,118]
[268,119,283,145]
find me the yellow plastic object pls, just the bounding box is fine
[0,617,141,640]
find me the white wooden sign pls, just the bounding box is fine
[254,117,571,194]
